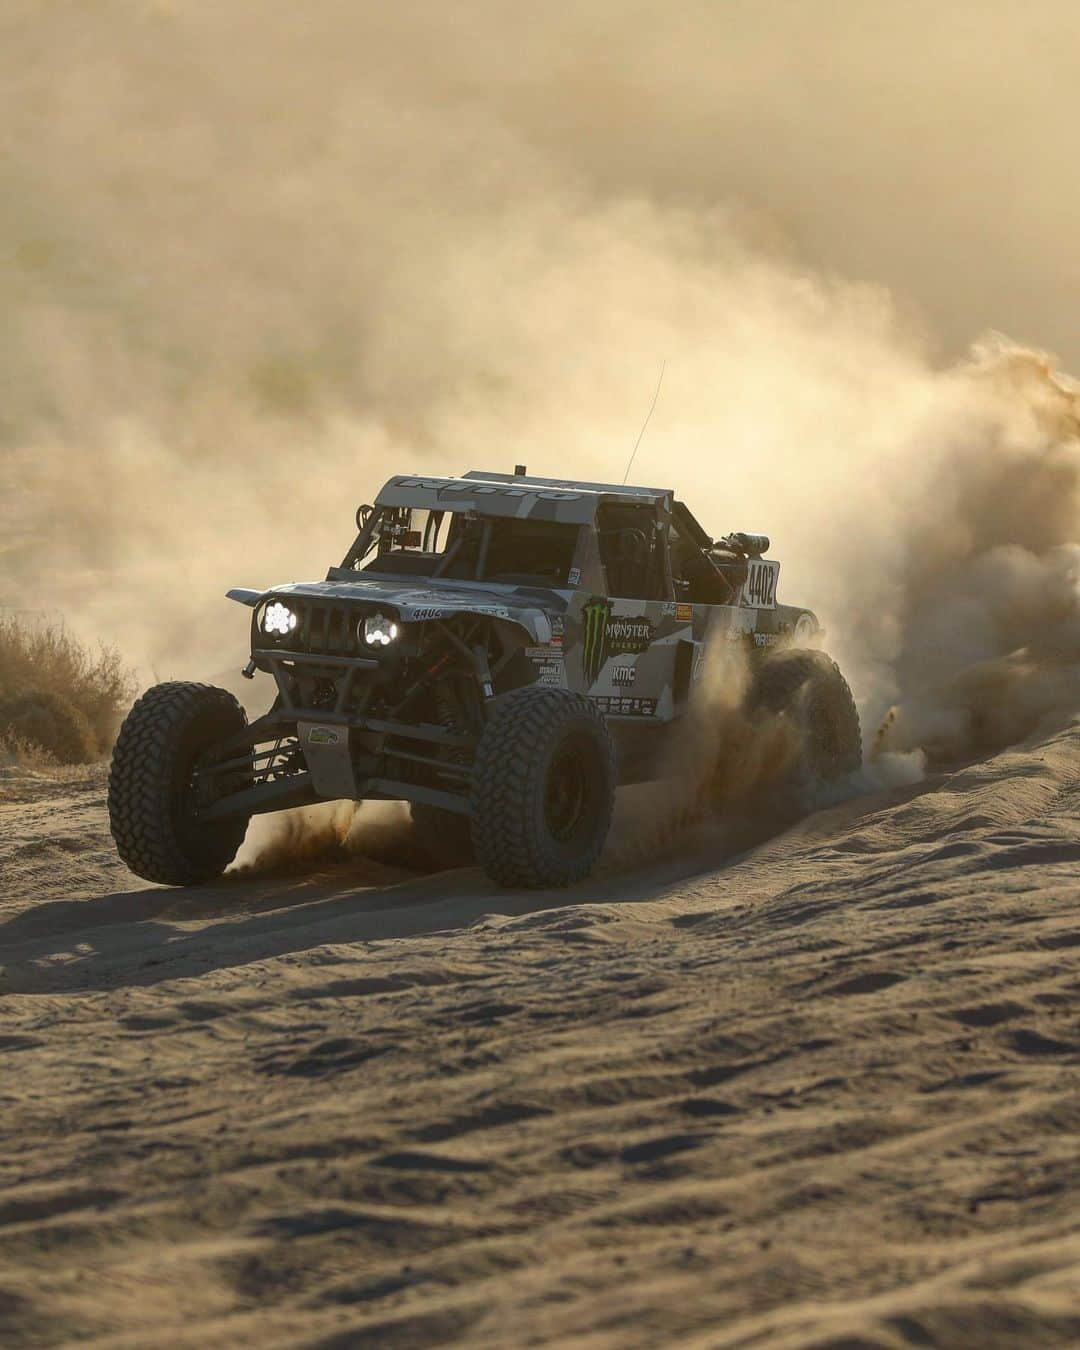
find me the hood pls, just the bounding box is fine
[229,572,568,645]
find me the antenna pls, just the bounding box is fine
[622,361,666,485]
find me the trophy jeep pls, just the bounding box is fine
[109,469,860,889]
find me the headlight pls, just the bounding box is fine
[262,601,298,636]
[362,612,399,647]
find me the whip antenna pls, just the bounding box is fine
[622,361,666,485]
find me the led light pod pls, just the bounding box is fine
[362,612,399,647]
[263,601,298,636]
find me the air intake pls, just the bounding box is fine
[732,531,770,557]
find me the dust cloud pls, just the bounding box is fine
[230,799,421,878]
[2,1,1078,785]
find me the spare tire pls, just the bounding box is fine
[470,686,616,889]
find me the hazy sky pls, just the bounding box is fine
[2,0,1077,729]
[4,0,1079,432]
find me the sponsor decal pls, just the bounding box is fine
[612,664,636,687]
[593,695,657,717]
[581,598,609,684]
[527,646,566,686]
[676,601,694,622]
[581,597,655,686]
[606,615,655,649]
[307,726,341,745]
[567,567,581,587]
[753,631,780,647]
[410,607,446,620]
[716,610,758,644]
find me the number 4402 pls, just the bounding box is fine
[745,562,777,606]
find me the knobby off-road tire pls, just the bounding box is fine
[410,801,475,869]
[108,682,252,885]
[750,649,861,806]
[470,686,616,889]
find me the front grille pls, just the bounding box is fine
[275,599,359,656]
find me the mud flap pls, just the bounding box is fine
[298,722,358,798]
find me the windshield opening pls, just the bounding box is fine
[342,506,579,588]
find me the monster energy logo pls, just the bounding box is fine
[581,597,654,686]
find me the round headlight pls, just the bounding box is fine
[263,601,298,636]
[362,612,399,647]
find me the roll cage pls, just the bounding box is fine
[341,505,581,589]
[339,486,744,607]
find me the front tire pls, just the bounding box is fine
[108,682,252,885]
[470,687,616,889]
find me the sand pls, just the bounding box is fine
[0,721,1078,1348]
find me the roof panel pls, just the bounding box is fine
[375,474,601,523]
[464,469,672,501]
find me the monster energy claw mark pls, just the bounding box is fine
[582,596,611,686]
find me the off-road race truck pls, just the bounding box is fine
[109,469,861,889]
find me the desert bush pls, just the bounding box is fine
[0,614,135,762]
[0,730,59,772]
[0,691,96,764]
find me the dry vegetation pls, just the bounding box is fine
[0,614,134,767]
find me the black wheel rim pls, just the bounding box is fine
[545,742,589,842]
[180,725,252,848]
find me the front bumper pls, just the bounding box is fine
[198,647,477,824]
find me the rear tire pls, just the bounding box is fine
[470,687,615,889]
[409,802,475,869]
[108,682,252,885]
[750,649,861,801]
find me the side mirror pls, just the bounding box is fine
[356,504,374,530]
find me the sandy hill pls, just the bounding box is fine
[0,721,1077,1348]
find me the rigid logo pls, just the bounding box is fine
[307,726,341,745]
